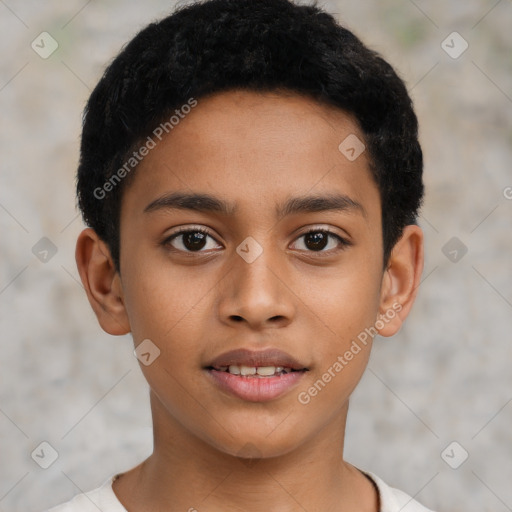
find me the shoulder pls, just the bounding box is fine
[43,475,126,512]
[363,471,438,512]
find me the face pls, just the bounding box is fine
[117,90,387,458]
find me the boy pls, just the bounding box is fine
[48,0,433,510]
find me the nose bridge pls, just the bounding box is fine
[238,236,279,289]
[218,233,294,327]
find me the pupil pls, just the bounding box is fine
[181,231,329,252]
[184,231,207,251]
[305,232,327,251]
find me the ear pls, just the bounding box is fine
[376,224,424,337]
[75,228,131,335]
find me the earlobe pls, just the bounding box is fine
[376,224,424,337]
[75,228,131,335]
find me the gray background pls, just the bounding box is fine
[1,1,511,511]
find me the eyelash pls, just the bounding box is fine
[162,226,351,255]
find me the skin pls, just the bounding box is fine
[76,89,424,511]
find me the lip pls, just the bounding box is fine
[206,369,306,402]
[205,348,307,370]
[204,348,309,402]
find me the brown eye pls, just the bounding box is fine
[292,229,350,253]
[304,231,329,251]
[164,228,221,253]
[181,231,208,251]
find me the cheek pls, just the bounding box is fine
[294,275,378,420]
[120,252,216,395]
[120,246,215,341]
[297,265,382,398]
[305,266,382,344]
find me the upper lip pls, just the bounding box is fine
[205,348,308,370]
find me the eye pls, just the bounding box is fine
[291,228,351,253]
[163,227,222,253]
[162,226,351,255]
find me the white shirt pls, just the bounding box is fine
[45,471,436,512]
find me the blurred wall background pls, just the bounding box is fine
[1,1,511,511]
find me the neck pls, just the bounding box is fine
[113,392,378,512]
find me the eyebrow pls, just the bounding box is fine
[143,191,366,219]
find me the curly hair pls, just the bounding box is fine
[77,0,423,271]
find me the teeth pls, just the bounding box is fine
[240,365,257,376]
[256,366,277,376]
[219,365,294,376]
[228,365,240,375]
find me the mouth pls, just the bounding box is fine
[208,364,302,377]
[205,347,308,372]
[204,348,309,402]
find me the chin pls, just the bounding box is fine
[205,427,305,461]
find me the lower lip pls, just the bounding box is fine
[206,369,306,402]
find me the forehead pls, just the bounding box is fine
[121,89,380,224]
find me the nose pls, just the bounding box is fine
[217,240,296,330]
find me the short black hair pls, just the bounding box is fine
[77,0,423,272]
